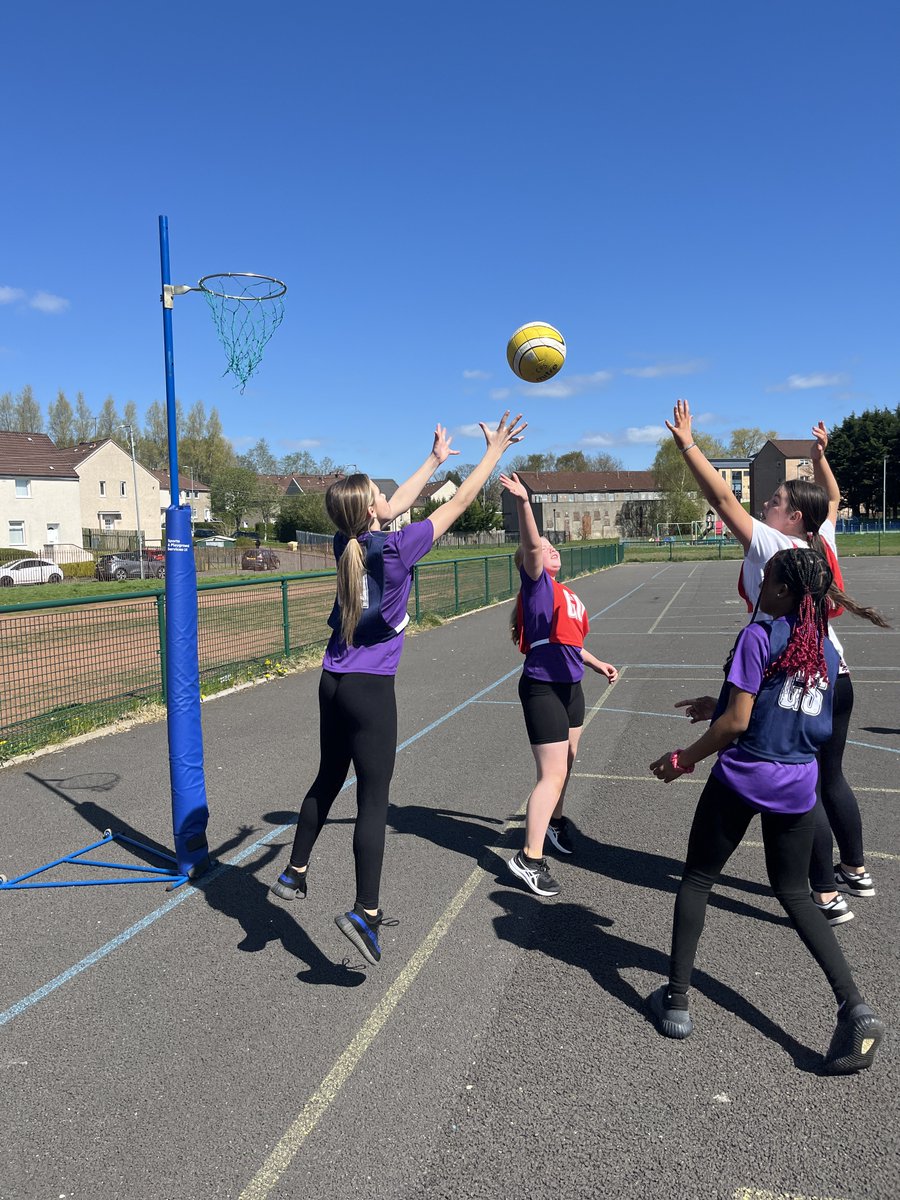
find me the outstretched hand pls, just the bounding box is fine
[675,696,716,724]
[499,471,528,501]
[665,398,693,450]
[479,411,527,457]
[431,424,460,465]
[811,421,828,461]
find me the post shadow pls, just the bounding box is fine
[487,888,822,1072]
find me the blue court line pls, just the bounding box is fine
[0,666,522,1028]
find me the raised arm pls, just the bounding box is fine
[500,472,543,579]
[666,398,755,551]
[386,424,460,519]
[810,421,841,526]
[428,412,527,540]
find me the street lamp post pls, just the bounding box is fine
[884,455,888,534]
[119,423,144,580]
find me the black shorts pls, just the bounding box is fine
[518,674,585,746]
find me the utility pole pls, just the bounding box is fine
[120,423,144,579]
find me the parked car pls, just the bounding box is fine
[95,552,166,582]
[0,557,64,587]
[241,548,281,572]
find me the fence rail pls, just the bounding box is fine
[0,542,623,762]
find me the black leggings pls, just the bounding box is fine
[669,774,858,1007]
[289,670,397,910]
[809,674,865,891]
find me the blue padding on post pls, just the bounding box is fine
[165,505,210,877]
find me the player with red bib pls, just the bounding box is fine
[501,472,618,898]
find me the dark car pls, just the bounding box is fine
[241,548,281,572]
[95,551,166,582]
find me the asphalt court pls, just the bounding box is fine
[1,558,898,1200]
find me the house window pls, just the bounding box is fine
[9,520,25,545]
[120,481,127,498]
[99,480,107,496]
[15,478,31,498]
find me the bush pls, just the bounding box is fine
[62,561,97,580]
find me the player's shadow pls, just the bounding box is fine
[488,889,821,1072]
[860,726,899,736]
[387,803,515,874]
[574,826,789,927]
[192,842,367,988]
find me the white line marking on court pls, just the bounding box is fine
[647,579,688,635]
[733,1189,847,1200]
[238,799,528,1200]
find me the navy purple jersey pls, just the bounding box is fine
[712,616,839,814]
[323,519,434,676]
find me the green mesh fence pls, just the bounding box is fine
[0,544,623,760]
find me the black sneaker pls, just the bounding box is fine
[335,903,385,965]
[647,986,693,1040]
[812,892,854,925]
[271,864,308,901]
[508,851,561,897]
[834,865,875,897]
[545,817,575,856]
[824,1003,885,1074]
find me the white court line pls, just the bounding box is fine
[572,773,900,798]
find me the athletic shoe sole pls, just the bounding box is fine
[335,913,381,965]
[820,908,855,926]
[824,1012,885,1074]
[834,870,875,897]
[545,825,574,856]
[270,878,306,901]
[647,987,693,1040]
[508,853,561,897]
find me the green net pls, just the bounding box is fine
[200,274,286,392]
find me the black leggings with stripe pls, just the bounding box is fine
[809,674,865,891]
[669,774,859,1007]
[289,670,397,910]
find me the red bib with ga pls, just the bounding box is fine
[517,578,590,654]
[737,537,845,618]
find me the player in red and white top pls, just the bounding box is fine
[501,471,618,898]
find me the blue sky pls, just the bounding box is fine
[3,1,898,477]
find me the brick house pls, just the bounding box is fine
[502,470,662,540]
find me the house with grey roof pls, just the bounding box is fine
[503,470,662,540]
[0,431,82,553]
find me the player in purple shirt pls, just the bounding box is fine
[647,549,884,1075]
[271,413,526,966]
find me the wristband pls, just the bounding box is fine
[681,442,696,455]
[670,750,694,775]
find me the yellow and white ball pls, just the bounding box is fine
[506,321,566,383]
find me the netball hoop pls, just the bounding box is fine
[197,272,286,393]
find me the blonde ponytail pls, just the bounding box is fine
[325,473,376,646]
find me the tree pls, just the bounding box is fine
[254,477,284,538]
[585,451,624,471]
[238,437,278,474]
[508,451,557,473]
[274,492,333,539]
[15,385,43,433]
[210,465,258,532]
[280,449,320,475]
[48,389,75,445]
[827,408,900,519]
[555,450,588,472]
[651,431,726,528]
[0,393,15,430]
[74,392,95,442]
[139,401,169,468]
[728,427,778,457]
[96,394,120,438]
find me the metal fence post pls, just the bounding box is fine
[281,579,291,654]
[156,591,167,702]
[454,560,459,611]
[414,568,421,621]
[483,556,490,605]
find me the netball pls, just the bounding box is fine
[506,321,567,383]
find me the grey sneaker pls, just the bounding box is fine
[648,986,693,1039]
[508,851,561,897]
[824,1003,884,1074]
[812,892,854,925]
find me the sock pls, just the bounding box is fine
[522,850,544,865]
[665,987,690,1010]
[353,902,382,927]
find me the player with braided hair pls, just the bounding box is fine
[647,549,884,1074]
